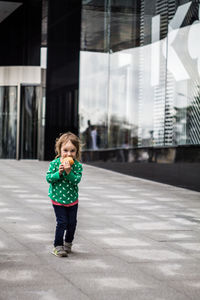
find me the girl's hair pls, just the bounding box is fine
[55,132,81,161]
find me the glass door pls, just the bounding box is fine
[20,86,40,159]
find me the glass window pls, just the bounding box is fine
[81,0,110,52]
[79,0,200,150]
[110,0,140,51]
[20,86,40,159]
[79,51,109,149]
[0,86,17,158]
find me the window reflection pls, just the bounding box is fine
[165,23,200,146]
[80,0,200,151]
[20,86,40,159]
[79,51,109,150]
[0,87,17,158]
[81,1,110,52]
[110,0,140,51]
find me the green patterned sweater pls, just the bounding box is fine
[46,157,83,205]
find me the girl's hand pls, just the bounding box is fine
[59,164,65,176]
[63,160,71,174]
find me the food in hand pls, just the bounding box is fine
[62,157,74,166]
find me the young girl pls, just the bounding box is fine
[46,132,83,257]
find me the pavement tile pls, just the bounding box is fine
[67,272,190,300]
[0,284,90,300]
[136,261,200,281]
[168,280,200,300]
[142,230,200,242]
[105,248,191,263]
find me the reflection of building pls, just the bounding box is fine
[0,1,200,191]
[79,0,200,191]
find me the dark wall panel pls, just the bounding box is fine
[87,161,200,192]
[44,0,81,160]
[82,146,200,191]
[0,0,42,66]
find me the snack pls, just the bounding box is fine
[62,157,74,166]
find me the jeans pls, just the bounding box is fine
[53,204,78,247]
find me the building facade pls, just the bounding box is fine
[0,0,81,160]
[79,0,200,191]
[0,0,199,190]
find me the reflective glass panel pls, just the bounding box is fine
[20,86,40,159]
[0,86,17,158]
[164,10,200,146]
[81,0,110,52]
[80,0,200,150]
[79,51,109,150]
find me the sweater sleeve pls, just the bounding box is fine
[46,161,61,183]
[63,163,82,184]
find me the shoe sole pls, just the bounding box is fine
[51,251,68,257]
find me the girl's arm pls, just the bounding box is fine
[46,161,61,183]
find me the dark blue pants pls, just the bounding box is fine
[53,204,78,247]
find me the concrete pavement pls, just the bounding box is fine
[0,159,200,300]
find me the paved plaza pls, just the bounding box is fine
[0,159,200,300]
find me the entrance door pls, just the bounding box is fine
[20,86,40,159]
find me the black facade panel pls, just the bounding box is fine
[0,0,42,66]
[87,161,200,192]
[82,146,200,191]
[44,0,81,160]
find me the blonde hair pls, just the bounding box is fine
[55,132,81,161]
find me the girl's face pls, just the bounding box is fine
[60,140,77,160]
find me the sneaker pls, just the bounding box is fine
[52,246,68,257]
[64,242,72,253]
